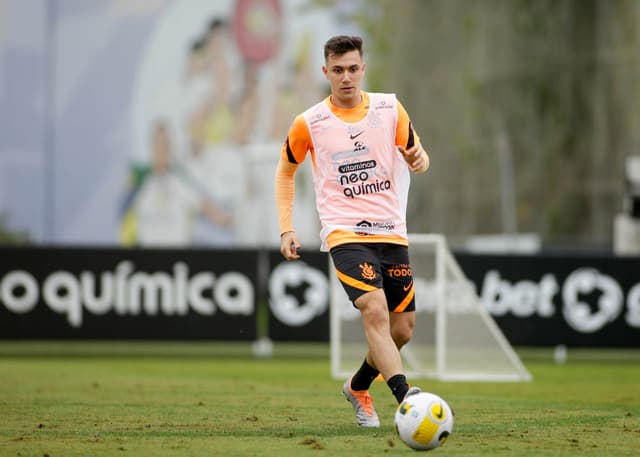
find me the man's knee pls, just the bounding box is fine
[391,316,415,348]
[356,291,389,328]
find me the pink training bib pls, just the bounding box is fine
[303,93,410,251]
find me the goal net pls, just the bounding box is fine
[330,234,532,382]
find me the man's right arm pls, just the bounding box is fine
[275,158,299,259]
[274,115,311,259]
[275,150,298,236]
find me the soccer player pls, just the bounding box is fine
[275,35,429,427]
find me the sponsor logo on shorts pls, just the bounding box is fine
[359,262,376,280]
[387,264,412,278]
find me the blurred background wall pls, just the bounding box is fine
[1,0,639,251]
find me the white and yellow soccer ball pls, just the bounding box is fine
[394,392,454,451]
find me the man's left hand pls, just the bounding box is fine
[397,145,429,173]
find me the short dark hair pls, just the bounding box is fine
[208,18,227,32]
[324,35,363,60]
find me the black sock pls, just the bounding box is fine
[387,374,409,403]
[350,359,380,391]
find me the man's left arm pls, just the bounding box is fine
[396,101,430,174]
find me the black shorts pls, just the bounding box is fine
[329,243,415,313]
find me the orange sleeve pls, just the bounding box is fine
[274,158,298,235]
[280,114,313,164]
[396,100,422,150]
[275,115,312,235]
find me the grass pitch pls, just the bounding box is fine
[0,342,639,457]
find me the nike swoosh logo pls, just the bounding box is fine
[435,403,444,419]
[349,131,364,140]
[403,281,413,292]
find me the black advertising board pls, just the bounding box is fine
[265,250,640,347]
[455,252,640,346]
[266,251,330,341]
[1,246,639,346]
[0,247,258,340]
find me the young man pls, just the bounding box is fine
[275,35,429,427]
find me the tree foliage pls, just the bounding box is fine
[354,0,639,247]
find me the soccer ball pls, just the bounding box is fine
[394,392,454,451]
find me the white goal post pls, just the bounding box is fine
[330,234,532,382]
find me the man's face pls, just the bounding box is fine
[322,49,365,108]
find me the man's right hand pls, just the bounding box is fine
[280,231,302,260]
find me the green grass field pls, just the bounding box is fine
[0,342,639,457]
